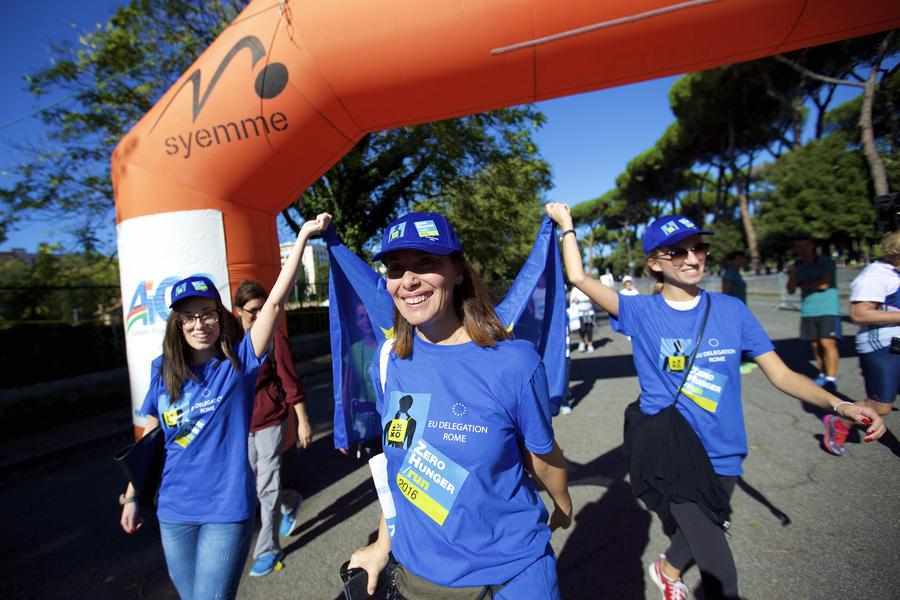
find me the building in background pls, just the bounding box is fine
[280,241,329,303]
[0,248,37,265]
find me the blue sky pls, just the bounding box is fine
[0,1,864,253]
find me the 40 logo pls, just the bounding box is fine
[125,274,214,334]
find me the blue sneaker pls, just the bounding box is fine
[279,494,303,537]
[823,379,838,394]
[249,552,283,577]
[812,374,827,386]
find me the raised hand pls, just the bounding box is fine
[545,202,573,229]
[301,212,332,237]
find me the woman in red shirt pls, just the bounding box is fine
[234,280,312,577]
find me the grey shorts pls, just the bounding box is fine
[800,315,842,341]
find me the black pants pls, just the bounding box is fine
[664,476,738,600]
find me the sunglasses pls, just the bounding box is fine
[657,242,710,266]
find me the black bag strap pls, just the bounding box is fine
[268,350,286,402]
[672,293,712,404]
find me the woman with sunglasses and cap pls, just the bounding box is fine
[346,212,572,599]
[545,203,885,600]
[118,213,331,600]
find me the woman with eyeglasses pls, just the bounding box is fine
[545,204,885,600]
[118,213,331,600]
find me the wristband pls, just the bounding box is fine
[561,229,576,239]
[832,401,854,416]
[119,493,139,506]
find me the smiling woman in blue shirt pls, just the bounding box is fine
[117,214,331,600]
[346,212,573,600]
[545,202,885,600]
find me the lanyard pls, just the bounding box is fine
[672,293,712,405]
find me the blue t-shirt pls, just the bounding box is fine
[615,291,774,475]
[373,337,554,587]
[794,256,840,317]
[141,334,264,522]
[721,266,747,304]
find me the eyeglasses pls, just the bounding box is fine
[176,310,219,330]
[239,306,262,317]
[657,243,710,266]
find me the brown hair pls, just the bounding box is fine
[161,298,243,403]
[233,280,268,308]
[391,252,510,359]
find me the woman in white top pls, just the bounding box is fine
[569,286,595,352]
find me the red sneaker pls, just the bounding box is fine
[823,414,850,456]
[648,556,690,600]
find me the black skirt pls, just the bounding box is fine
[623,400,731,529]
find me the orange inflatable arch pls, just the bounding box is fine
[112,0,899,429]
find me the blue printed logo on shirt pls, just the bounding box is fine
[397,439,469,526]
[680,366,728,413]
[383,391,430,450]
[658,338,695,371]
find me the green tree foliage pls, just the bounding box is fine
[776,32,899,195]
[0,0,247,244]
[670,64,798,166]
[413,154,550,284]
[706,217,746,269]
[570,192,613,273]
[756,133,875,257]
[677,186,721,227]
[777,33,898,140]
[615,122,693,213]
[3,0,548,269]
[596,231,643,279]
[823,68,900,191]
[669,63,802,270]
[0,245,120,322]
[291,107,549,256]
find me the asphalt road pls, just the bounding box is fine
[1,296,897,599]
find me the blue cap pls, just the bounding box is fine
[642,215,713,254]
[372,212,463,262]
[169,275,221,308]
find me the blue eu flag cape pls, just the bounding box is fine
[326,216,567,448]
[324,226,394,449]
[494,216,568,415]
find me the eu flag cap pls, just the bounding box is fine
[169,275,221,308]
[372,212,463,262]
[642,215,713,254]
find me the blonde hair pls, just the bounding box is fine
[882,231,900,260]
[643,252,665,294]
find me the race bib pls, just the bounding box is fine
[387,419,409,444]
[162,407,182,427]
[667,355,686,372]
